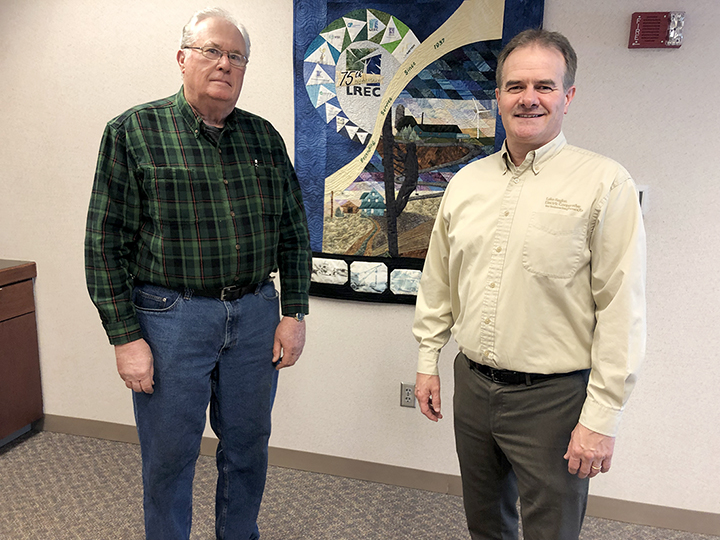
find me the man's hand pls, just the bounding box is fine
[115,339,154,394]
[415,373,443,421]
[272,316,306,370]
[564,423,615,478]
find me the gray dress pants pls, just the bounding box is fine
[453,352,590,540]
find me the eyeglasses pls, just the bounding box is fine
[184,46,248,68]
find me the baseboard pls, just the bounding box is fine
[39,414,220,456]
[267,445,463,496]
[585,495,720,536]
[39,414,720,536]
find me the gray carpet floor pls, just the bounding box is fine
[0,431,716,540]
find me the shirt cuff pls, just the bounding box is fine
[103,319,143,346]
[417,349,441,376]
[280,300,309,317]
[280,288,309,316]
[578,395,624,437]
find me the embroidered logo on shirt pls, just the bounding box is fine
[544,197,583,213]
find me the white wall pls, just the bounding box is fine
[1,0,718,516]
[544,1,720,512]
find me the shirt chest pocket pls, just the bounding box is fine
[142,165,284,236]
[223,164,284,239]
[252,165,283,218]
[143,167,226,224]
[522,212,588,279]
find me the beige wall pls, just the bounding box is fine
[1,0,718,516]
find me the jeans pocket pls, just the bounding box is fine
[132,285,183,312]
[258,281,279,301]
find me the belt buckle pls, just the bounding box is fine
[219,285,241,301]
[490,369,503,384]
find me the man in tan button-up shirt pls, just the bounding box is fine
[413,29,645,540]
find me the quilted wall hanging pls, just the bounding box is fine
[294,0,544,304]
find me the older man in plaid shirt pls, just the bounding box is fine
[85,8,310,540]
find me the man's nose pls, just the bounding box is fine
[519,88,539,107]
[216,52,232,70]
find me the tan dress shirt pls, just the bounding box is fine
[413,133,646,436]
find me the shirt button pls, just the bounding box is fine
[218,149,222,154]
[224,179,229,185]
[484,350,491,358]
[504,211,510,216]
[235,244,240,250]
[230,211,235,217]
[489,282,496,288]
[484,318,491,324]
[233,276,239,282]
[496,246,502,253]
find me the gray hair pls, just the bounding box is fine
[180,7,251,58]
[496,28,577,91]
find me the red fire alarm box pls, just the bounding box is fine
[629,11,685,49]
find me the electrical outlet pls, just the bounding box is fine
[400,383,416,408]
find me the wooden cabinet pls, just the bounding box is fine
[0,260,43,446]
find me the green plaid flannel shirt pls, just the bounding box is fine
[85,88,311,345]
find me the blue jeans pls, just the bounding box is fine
[131,280,280,540]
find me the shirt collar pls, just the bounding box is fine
[501,132,567,175]
[175,87,238,139]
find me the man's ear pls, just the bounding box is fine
[563,85,576,114]
[176,49,187,74]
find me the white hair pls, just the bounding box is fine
[180,7,251,58]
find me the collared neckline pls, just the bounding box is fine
[501,132,567,176]
[174,87,239,139]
